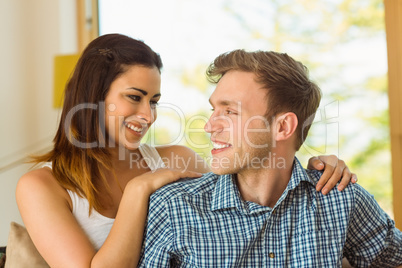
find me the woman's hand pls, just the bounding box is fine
[307,155,358,195]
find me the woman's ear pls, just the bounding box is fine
[274,112,298,142]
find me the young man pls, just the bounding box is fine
[138,50,402,267]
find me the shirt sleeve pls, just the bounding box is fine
[138,192,173,267]
[343,184,402,267]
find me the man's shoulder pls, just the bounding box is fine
[304,169,323,185]
[301,168,358,205]
[302,169,381,215]
[304,168,366,198]
[150,172,219,202]
[303,168,357,194]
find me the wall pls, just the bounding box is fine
[384,0,402,230]
[0,0,77,245]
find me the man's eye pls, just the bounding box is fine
[226,110,235,115]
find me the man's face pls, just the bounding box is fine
[204,70,274,175]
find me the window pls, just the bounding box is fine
[98,0,392,215]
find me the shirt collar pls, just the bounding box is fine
[210,157,316,213]
[287,157,316,189]
[211,173,246,212]
[273,157,316,208]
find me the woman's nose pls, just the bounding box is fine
[136,103,154,123]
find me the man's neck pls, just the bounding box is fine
[235,154,295,208]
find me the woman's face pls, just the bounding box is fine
[105,65,161,150]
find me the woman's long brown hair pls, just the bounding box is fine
[33,34,163,212]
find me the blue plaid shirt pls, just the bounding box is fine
[139,158,402,267]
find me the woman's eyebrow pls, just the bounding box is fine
[152,93,162,98]
[126,87,160,98]
[127,87,148,96]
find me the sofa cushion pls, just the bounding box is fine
[5,222,49,268]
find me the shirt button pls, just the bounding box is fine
[269,252,275,258]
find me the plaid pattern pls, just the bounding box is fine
[139,158,402,267]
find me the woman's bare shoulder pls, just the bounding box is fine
[16,167,71,209]
[18,167,60,191]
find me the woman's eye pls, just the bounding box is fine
[150,101,159,108]
[128,95,140,102]
[226,110,234,115]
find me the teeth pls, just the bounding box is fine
[212,142,231,149]
[125,122,143,133]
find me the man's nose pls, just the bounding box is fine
[204,112,222,134]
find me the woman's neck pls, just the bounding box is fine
[108,146,142,171]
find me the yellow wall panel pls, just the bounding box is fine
[53,54,80,108]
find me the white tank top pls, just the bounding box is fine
[42,144,166,250]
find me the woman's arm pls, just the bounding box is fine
[94,168,202,267]
[17,167,201,268]
[16,168,96,267]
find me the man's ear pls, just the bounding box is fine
[274,112,298,142]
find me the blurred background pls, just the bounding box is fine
[99,0,391,212]
[1,0,401,245]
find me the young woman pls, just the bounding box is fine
[16,34,356,267]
